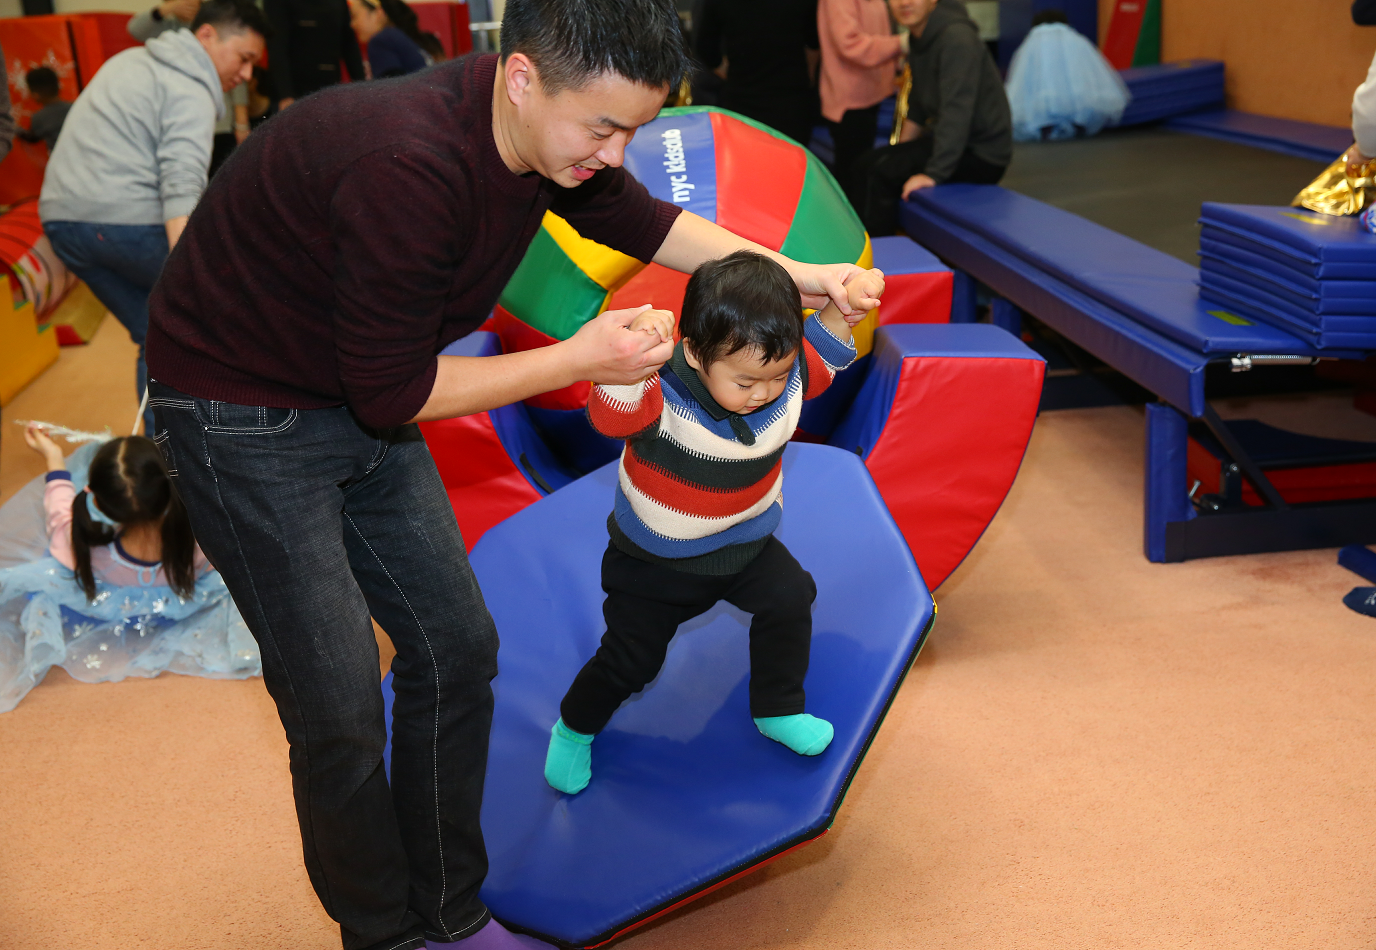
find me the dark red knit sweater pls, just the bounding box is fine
[146,54,681,428]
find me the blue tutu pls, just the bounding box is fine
[1005,23,1131,142]
[0,442,260,713]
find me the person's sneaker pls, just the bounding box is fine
[543,717,594,793]
[1343,586,1376,617]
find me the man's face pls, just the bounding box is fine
[196,23,265,92]
[888,0,938,30]
[507,57,668,188]
[685,345,797,415]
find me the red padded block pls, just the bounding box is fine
[412,2,472,58]
[419,412,541,548]
[866,356,1043,589]
[1186,438,1376,506]
[709,112,806,252]
[877,270,953,326]
[492,306,591,411]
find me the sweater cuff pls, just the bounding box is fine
[163,194,200,220]
[46,470,71,483]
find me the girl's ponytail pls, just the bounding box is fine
[159,487,196,601]
[71,490,116,602]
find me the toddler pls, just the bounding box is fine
[545,250,884,794]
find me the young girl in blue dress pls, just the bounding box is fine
[0,427,259,713]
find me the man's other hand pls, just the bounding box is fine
[901,174,937,199]
[566,305,675,384]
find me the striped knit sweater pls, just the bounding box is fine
[589,313,858,574]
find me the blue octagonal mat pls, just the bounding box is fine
[384,443,933,947]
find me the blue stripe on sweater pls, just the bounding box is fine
[660,362,804,439]
[805,312,859,369]
[612,486,782,558]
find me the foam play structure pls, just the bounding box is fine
[384,443,933,948]
[421,106,1042,589]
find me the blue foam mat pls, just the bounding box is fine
[1198,238,1376,297]
[1198,283,1376,349]
[909,185,1324,355]
[1199,269,1376,329]
[1167,110,1350,164]
[1199,256,1376,315]
[870,233,948,275]
[1199,225,1376,280]
[385,444,932,948]
[1200,204,1376,264]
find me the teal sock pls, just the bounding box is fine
[754,713,834,756]
[544,718,594,794]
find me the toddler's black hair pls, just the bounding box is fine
[679,251,803,370]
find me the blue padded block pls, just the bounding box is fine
[620,110,718,222]
[523,405,622,477]
[1201,204,1376,265]
[910,185,1323,356]
[440,330,501,358]
[1198,240,1376,298]
[384,444,933,948]
[1117,60,1224,127]
[1167,109,1350,164]
[1199,258,1376,316]
[797,352,871,439]
[870,234,948,275]
[1339,545,1376,585]
[901,195,1209,416]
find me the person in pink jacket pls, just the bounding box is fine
[817,0,906,189]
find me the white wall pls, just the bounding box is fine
[0,0,27,19]
[1,0,143,17]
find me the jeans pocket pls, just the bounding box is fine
[151,430,178,476]
[196,400,299,434]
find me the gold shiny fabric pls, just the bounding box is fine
[890,64,912,147]
[1292,156,1376,216]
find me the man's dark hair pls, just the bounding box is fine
[680,251,803,369]
[192,0,272,39]
[26,67,60,100]
[500,0,687,94]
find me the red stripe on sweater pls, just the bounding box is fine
[587,378,664,439]
[802,339,836,400]
[623,449,781,518]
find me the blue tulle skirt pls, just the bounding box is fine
[0,443,260,713]
[1005,23,1131,142]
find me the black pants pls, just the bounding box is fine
[848,137,1007,235]
[560,538,817,735]
[150,382,497,950]
[827,104,881,194]
[723,90,818,146]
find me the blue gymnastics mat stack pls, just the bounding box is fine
[1197,203,1376,349]
[1116,59,1224,127]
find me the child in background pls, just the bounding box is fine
[1004,9,1129,142]
[17,67,71,152]
[0,427,258,713]
[544,251,883,794]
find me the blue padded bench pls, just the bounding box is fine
[901,183,1376,563]
[1115,60,1224,127]
[1166,110,1350,164]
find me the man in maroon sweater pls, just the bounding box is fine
[146,1,867,948]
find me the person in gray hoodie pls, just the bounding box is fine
[40,0,267,429]
[846,0,1011,236]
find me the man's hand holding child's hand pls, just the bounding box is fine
[628,306,676,344]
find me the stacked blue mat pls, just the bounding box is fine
[1197,203,1376,349]
[1116,59,1224,127]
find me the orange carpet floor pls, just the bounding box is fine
[1,318,1373,949]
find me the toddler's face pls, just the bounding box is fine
[686,345,797,415]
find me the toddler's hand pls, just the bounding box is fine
[627,307,676,344]
[842,268,885,326]
[23,424,66,471]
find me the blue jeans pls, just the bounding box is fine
[44,220,167,433]
[148,382,497,950]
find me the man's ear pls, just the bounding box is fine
[194,22,219,47]
[503,52,538,107]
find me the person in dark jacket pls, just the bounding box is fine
[17,67,72,152]
[263,0,365,107]
[693,0,820,146]
[846,0,1011,235]
[350,0,433,78]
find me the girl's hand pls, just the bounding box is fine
[23,425,67,472]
